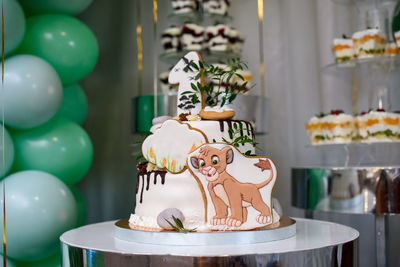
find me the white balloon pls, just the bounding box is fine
[0,55,63,129]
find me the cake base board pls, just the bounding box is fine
[114,216,296,246]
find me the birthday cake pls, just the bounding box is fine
[129,52,280,232]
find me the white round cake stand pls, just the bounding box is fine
[60,218,359,267]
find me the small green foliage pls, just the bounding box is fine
[131,133,151,162]
[187,57,252,108]
[165,216,197,233]
[221,124,260,155]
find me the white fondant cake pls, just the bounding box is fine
[130,52,280,232]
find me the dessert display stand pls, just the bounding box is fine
[292,1,400,266]
[60,218,359,267]
[132,0,270,134]
[292,164,400,267]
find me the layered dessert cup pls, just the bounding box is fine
[352,29,386,59]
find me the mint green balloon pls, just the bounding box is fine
[2,0,25,57]
[0,254,17,267]
[19,0,92,16]
[0,128,15,178]
[69,186,87,227]
[17,15,99,85]
[0,171,77,261]
[11,116,93,185]
[1,55,63,130]
[57,84,88,125]
[16,252,61,267]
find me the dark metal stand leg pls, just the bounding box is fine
[375,215,386,267]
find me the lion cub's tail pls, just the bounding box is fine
[256,169,274,189]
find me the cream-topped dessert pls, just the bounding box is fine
[181,23,205,51]
[332,38,354,62]
[357,110,400,142]
[306,110,357,145]
[228,28,245,54]
[384,42,398,57]
[352,29,386,58]
[306,109,400,144]
[161,25,181,53]
[206,24,230,52]
[203,0,231,15]
[171,0,198,14]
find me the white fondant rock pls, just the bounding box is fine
[157,208,185,230]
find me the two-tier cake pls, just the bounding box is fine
[129,52,281,232]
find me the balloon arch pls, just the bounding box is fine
[0,0,98,265]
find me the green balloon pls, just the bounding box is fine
[69,186,87,227]
[57,84,88,125]
[11,116,93,185]
[2,0,25,57]
[17,15,99,85]
[16,252,61,267]
[0,171,77,261]
[19,0,92,16]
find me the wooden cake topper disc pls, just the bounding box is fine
[199,109,235,120]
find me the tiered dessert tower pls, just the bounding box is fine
[132,0,269,136]
[292,1,400,266]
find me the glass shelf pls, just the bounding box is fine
[160,50,241,64]
[304,141,400,167]
[167,11,232,25]
[322,55,400,74]
[307,140,400,148]
[330,0,396,6]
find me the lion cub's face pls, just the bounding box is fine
[190,146,234,182]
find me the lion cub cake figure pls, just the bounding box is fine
[188,143,277,230]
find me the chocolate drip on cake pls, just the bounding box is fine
[239,122,244,140]
[146,174,151,191]
[137,170,168,204]
[246,121,251,135]
[153,171,167,185]
[139,174,145,204]
[218,120,224,132]
[217,120,256,145]
[226,120,233,139]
